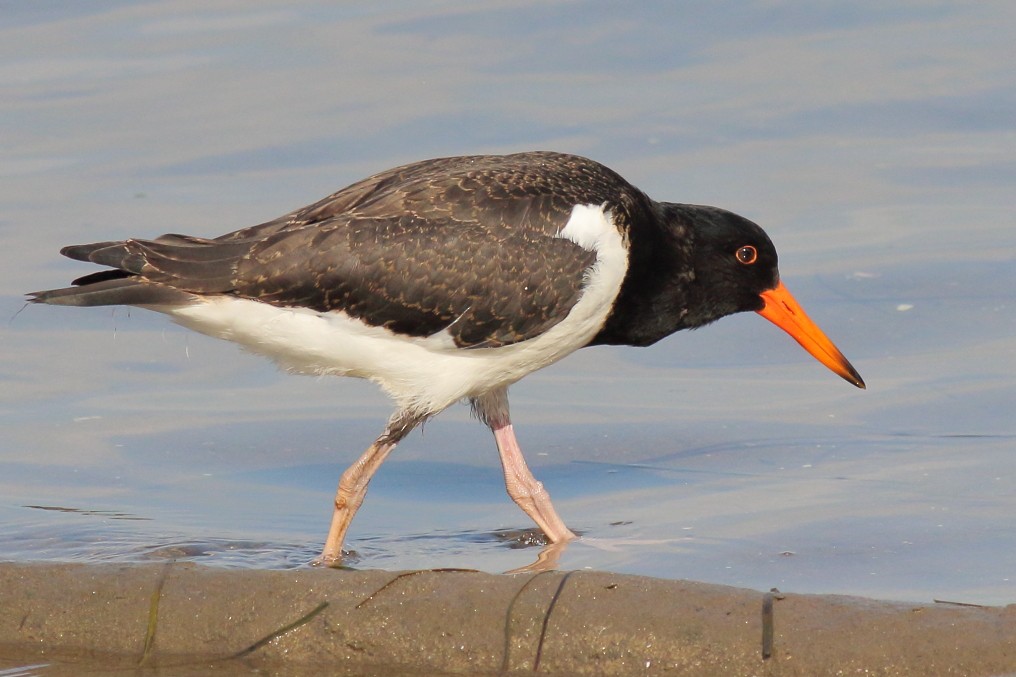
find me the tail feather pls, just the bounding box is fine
[140,236,252,262]
[71,269,131,286]
[60,241,128,262]
[76,242,149,275]
[28,278,197,307]
[33,233,253,307]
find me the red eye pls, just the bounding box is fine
[736,245,758,265]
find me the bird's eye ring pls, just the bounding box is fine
[736,245,758,265]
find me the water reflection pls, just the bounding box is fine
[1,1,1014,605]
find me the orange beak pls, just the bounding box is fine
[757,282,865,389]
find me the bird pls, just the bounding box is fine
[29,151,865,564]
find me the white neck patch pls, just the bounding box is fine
[556,202,618,252]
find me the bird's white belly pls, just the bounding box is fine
[162,203,629,414]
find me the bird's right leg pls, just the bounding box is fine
[472,388,577,544]
[318,410,422,565]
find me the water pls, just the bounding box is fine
[2,1,1014,606]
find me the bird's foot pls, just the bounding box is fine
[504,539,573,574]
[311,550,348,569]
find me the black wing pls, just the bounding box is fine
[232,215,595,347]
[31,152,643,348]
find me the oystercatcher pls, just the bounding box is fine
[30,151,864,563]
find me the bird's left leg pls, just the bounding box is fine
[471,388,577,544]
[318,409,423,565]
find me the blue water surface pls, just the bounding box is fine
[1,1,1013,605]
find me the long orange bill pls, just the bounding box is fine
[757,281,865,389]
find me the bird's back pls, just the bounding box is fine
[30,155,654,394]
[34,153,647,348]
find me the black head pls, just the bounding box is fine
[590,200,864,388]
[675,204,780,328]
[668,203,865,388]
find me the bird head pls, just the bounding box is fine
[684,205,865,389]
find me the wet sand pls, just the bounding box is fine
[1,562,1014,675]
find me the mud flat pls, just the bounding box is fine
[1,562,1014,675]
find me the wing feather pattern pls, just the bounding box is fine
[30,152,644,348]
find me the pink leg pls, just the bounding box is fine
[474,389,577,543]
[318,411,420,564]
[492,422,577,542]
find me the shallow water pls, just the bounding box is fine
[2,1,1014,607]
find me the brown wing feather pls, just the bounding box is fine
[33,152,645,347]
[233,214,595,347]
